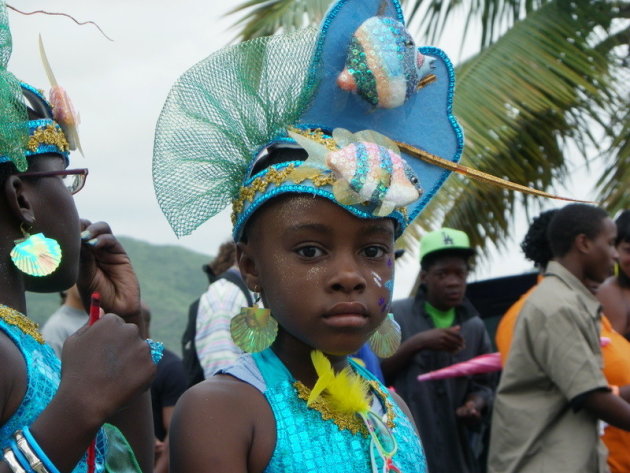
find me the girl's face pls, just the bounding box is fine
[239,195,396,356]
[21,155,81,292]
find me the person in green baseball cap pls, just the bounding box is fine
[381,228,494,473]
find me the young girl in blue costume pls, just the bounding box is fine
[0,5,160,473]
[153,0,465,471]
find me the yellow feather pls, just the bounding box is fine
[307,350,370,415]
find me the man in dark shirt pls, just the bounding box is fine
[382,228,494,473]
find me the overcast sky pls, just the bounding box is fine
[7,1,600,298]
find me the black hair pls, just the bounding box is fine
[547,204,609,258]
[420,248,473,271]
[615,210,630,245]
[520,209,558,268]
[240,145,308,243]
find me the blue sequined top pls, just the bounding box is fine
[0,313,107,473]
[223,348,427,472]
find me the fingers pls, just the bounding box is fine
[81,221,115,248]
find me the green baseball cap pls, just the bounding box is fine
[419,228,476,263]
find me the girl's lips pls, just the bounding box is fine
[322,302,369,328]
[322,314,369,328]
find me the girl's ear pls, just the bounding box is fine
[3,175,36,229]
[236,241,260,291]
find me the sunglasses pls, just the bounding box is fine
[16,169,89,195]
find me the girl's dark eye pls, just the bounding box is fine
[363,246,386,258]
[296,246,324,258]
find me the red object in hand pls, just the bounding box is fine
[88,292,101,326]
[87,291,100,473]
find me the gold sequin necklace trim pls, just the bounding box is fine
[0,305,44,343]
[293,379,396,436]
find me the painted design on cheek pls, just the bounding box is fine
[387,258,393,268]
[372,271,383,287]
[378,297,388,313]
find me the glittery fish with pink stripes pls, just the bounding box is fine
[288,128,423,216]
[337,16,435,109]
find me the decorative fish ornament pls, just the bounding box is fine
[288,128,423,216]
[337,16,435,109]
[39,35,83,155]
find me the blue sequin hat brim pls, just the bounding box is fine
[232,160,408,241]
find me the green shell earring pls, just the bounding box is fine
[368,313,401,358]
[230,288,278,352]
[10,224,62,277]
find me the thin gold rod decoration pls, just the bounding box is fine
[394,140,593,203]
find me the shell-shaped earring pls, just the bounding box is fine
[368,313,401,358]
[230,287,277,352]
[10,224,62,277]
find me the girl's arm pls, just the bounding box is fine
[0,316,155,473]
[169,376,275,473]
[76,221,155,471]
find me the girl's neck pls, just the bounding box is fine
[0,262,28,314]
[271,330,350,389]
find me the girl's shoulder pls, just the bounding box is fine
[0,329,27,426]
[171,371,276,473]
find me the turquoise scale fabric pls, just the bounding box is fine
[0,316,107,473]
[253,348,427,472]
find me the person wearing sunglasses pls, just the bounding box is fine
[0,7,157,473]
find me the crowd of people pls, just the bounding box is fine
[1,0,630,472]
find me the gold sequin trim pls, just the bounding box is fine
[27,124,69,153]
[293,379,396,436]
[288,126,339,151]
[231,164,337,223]
[0,305,44,343]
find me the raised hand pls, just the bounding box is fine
[58,313,156,420]
[412,326,465,353]
[77,220,141,322]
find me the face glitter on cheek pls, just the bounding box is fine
[372,271,383,287]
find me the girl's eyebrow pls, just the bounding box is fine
[284,223,332,235]
[362,223,395,238]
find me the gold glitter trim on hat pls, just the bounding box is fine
[287,127,339,151]
[27,124,70,153]
[293,379,395,435]
[231,164,337,223]
[0,305,44,343]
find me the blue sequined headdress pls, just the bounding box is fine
[0,4,74,171]
[154,0,463,240]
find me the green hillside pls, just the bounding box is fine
[26,236,212,355]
